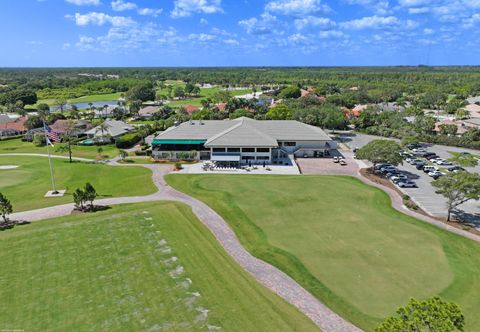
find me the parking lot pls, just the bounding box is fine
[342,133,480,227]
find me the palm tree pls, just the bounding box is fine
[95,121,109,143]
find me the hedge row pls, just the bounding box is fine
[115,132,141,148]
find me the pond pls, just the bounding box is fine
[50,100,119,111]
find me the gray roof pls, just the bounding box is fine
[85,120,134,138]
[155,117,332,147]
[0,114,12,125]
[465,118,480,127]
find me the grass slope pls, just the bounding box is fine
[0,156,156,211]
[0,138,119,159]
[0,202,317,331]
[166,174,480,331]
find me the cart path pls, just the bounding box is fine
[6,155,361,332]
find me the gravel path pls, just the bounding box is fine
[6,154,361,332]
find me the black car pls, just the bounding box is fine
[415,161,426,170]
[448,166,466,173]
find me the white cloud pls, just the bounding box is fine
[423,28,434,34]
[398,0,431,7]
[340,15,399,29]
[65,0,101,5]
[408,7,430,14]
[171,0,223,18]
[239,13,278,35]
[318,30,345,38]
[67,12,135,27]
[188,33,216,41]
[137,8,163,17]
[265,0,330,15]
[294,16,336,30]
[111,0,136,11]
[344,0,391,15]
[200,18,209,25]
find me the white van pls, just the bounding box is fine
[423,165,438,173]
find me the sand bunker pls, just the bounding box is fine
[0,165,18,169]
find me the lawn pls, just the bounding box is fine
[158,85,252,107]
[0,202,317,331]
[0,138,119,159]
[68,92,122,103]
[0,156,156,211]
[166,174,480,331]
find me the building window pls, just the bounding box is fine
[242,156,255,160]
[256,148,270,153]
[213,148,225,153]
[283,142,296,147]
[227,148,240,152]
[256,156,270,160]
[242,148,255,152]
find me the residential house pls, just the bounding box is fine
[183,104,200,115]
[152,117,336,165]
[50,119,93,137]
[85,120,134,141]
[138,106,160,118]
[0,116,28,137]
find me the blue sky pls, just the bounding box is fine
[1,0,480,66]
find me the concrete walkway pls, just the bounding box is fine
[5,153,361,332]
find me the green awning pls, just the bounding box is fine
[153,139,206,145]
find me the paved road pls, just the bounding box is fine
[341,133,480,226]
[6,153,361,332]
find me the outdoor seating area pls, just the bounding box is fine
[181,160,300,175]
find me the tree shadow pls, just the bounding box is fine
[452,209,480,228]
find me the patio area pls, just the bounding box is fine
[179,160,301,175]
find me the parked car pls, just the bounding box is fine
[406,143,422,150]
[448,166,466,173]
[428,171,443,179]
[391,175,409,183]
[423,165,438,173]
[339,159,347,166]
[431,158,445,165]
[333,156,339,163]
[397,181,417,188]
[375,163,393,170]
[437,160,453,166]
[381,167,397,174]
[415,161,426,170]
[425,154,439,160]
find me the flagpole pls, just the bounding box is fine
[43,121,58,194]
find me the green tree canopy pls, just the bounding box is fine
[376,296,464,332]
[432,172,480,221]
[266,104,292,120]
[0,192,13,224]
[279,86,301,99]
[125,84,155,102]
[356,139,403,169]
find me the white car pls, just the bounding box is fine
[437,160,453,166]
[432,158,445,165]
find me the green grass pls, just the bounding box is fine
[0,138,119,159]
[0,202,317,331]
[166,174,480,331]
[158,86,252,107]
[68,92,122,103]
[0,156,156,211]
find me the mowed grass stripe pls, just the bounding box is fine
[165,174,480,331]
[0,202,318,331]
[0,156,156,211]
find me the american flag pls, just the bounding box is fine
[44,123,61,142]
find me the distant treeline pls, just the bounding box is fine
[2,67,480,105]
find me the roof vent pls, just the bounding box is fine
[189,119,195,125]
[174,121,180,127]
[199,120,204,125]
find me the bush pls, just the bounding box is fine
[174,162,183,170]
[115,132,141,148]
[134,150,147,156]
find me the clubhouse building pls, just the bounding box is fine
[152,117,336,166]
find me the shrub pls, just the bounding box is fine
[174,162,183,170]
[115,132,141,148]
[134,150,147,156]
